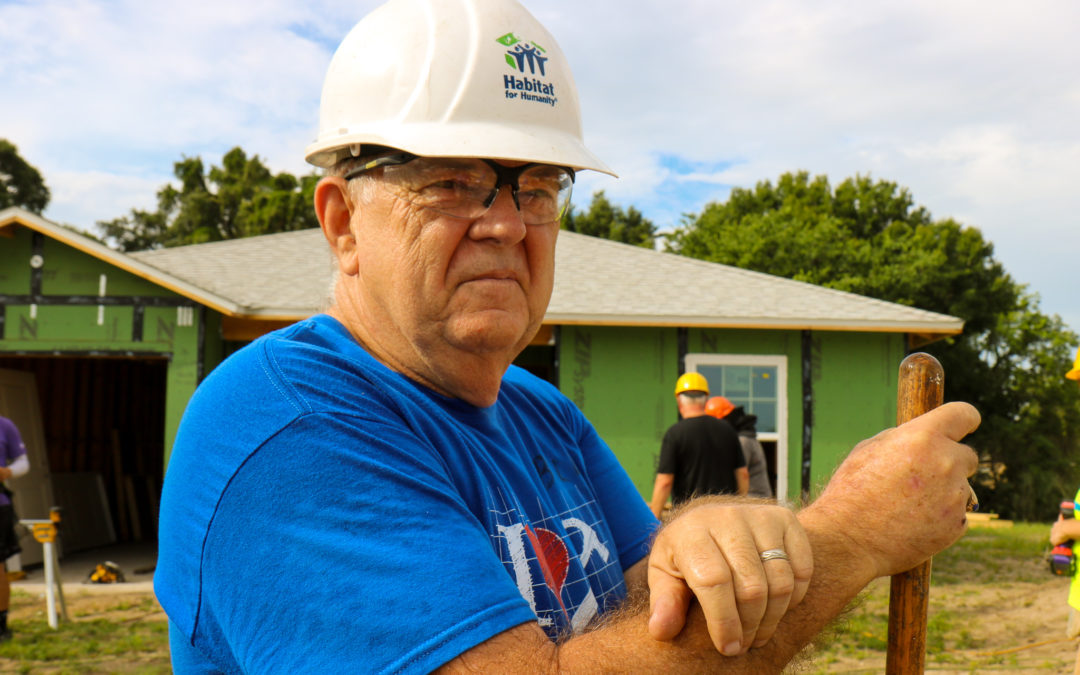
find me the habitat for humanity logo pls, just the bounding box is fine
[496,32,557,107]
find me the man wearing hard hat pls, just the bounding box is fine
[707,395,775,500]
[155,0,981,672]
[650,374,748,519]
[1049,346,1080,674]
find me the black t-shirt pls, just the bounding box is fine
[657,415,746,504]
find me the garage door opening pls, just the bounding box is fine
[0,355,166,554]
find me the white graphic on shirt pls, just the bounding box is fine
[563,517,610,567]
[497,516,612,633]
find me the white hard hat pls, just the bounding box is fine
[305,0,615,176]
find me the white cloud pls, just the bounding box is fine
[1,0,1077,332]
[44,169,165,232]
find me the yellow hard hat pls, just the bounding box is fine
[1068,347,1080,381]
[674,372,709,397]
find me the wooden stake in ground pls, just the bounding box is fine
[886,352,944,674]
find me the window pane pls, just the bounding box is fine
[697,365,725,395]
[752,367,777,398]
[751,401,777,434]
[723,366,751,399]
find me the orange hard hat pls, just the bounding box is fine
[705,396,735,419]
[1068,346,1080,381]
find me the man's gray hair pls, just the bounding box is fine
[328,156,378,203]
[677,391,709,405]
[322,155,381,305]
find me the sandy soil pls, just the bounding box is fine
[801,575,1079,673]
[2,576,1076,673]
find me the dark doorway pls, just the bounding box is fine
[0,355,167,549]
[760,439,778,498]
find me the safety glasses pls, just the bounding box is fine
[344,153,575,225]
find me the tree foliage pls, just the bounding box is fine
[563,190,656,248]
[98,147,318,251]
[671,171,1080,520]
[0,139,50,214]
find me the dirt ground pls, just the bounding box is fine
[802,575,1080,673]
[0,576,1076,672]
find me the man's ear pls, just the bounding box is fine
[315,176,360,276]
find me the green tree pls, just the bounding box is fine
[98,147,318,251]
[671,171,1080,520]
[974,300,1080,519]
[0,139,50,214]
[563,190,656,248]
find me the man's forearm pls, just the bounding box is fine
[649,474,674,519]
[736,468,749,496]
[556,503,875,672]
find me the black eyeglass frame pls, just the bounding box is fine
[343,152,576,219]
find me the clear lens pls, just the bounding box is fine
[380,158,573,224]
[517,166,574,224]
[385,158,494,215]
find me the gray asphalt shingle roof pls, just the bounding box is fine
[128,226,961,335]
[130,229,334,317]
[2,207,961,336]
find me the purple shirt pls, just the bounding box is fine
[0,416,27,507]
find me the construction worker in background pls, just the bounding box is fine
[707,396,774,500]
[156,0,981,671]
[0,416,30,643]
[1049,346,1080,674]
[650,374,749,519]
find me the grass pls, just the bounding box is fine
[0,523,1058,672]
[0,592,170,674]
[933,522,1051,584]
[803,522,1065,673]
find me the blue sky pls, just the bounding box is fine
[2,0,1078,338]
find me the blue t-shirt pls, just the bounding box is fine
[156,315,657,674]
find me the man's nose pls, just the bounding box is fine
[469,187,527,244]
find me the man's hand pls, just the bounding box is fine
[0,467,12,481]
[646,500,812,656]
[441,402,982,674]
[1049,514,1080,546]
[803,401,981,581]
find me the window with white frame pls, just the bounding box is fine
[684,353,788,499]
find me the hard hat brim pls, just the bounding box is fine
[306,122,617,177]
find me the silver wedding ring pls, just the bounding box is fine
[759,548,789,563]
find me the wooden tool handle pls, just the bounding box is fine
[885,352,944,674]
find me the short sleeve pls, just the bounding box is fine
[195,413,538,675]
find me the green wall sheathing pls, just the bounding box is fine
[558,325,677,497]
[0,228,33,293]
[1,226,206,466]
[201,310,226,378]
[153,306,201,467]
[2,305,136,345]
[39,237,174,297]
[808,331,905,491]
